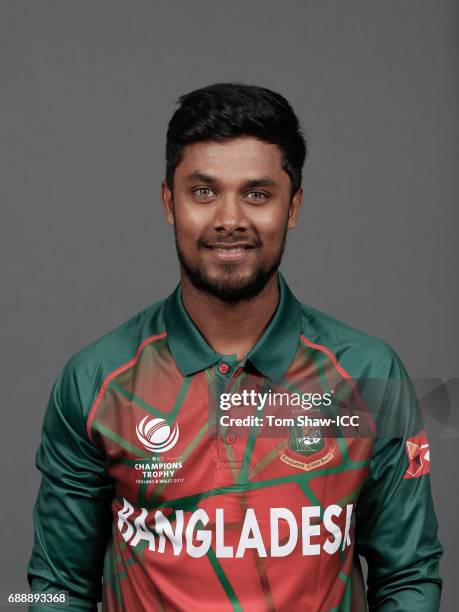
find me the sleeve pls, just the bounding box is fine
[355,351,443,611]
[27,356,114,611]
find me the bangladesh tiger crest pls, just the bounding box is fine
[273,408,335,472]
[289,410,324,454]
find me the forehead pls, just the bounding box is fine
[174,136,288,185]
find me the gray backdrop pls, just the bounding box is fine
[1,1,457,610]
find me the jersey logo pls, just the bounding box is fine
[276,408,336,471]
[288,408,324,454]
[289,421,323,454]
[136,416,179,453]
[403,430,430,479]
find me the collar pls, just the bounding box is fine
[163,271,302,381]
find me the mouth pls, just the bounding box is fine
[204,242,257,262]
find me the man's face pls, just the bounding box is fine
[161,136,302,302]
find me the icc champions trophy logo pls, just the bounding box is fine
[136,416,179,453]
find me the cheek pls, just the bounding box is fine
[255,210,288,243]
[174,206,207,240]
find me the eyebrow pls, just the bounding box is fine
[185,172,278,189]
[185,172,218,184]
[243,177,277,190]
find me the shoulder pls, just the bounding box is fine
[53,298,167,419]
[298,301,419,431]
[298,301,407,380]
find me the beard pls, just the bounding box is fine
[173,223,288,304]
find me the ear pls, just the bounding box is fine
[161,181,175,225]
[287,187,303,229]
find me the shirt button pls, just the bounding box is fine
[218,363,230,374]
[225,432,236,445]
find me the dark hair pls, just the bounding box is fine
[165,82,307,195]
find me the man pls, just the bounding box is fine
[28,83,442,611]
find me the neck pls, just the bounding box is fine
[180,273,280,360]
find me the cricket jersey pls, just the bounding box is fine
[27,272,442,611]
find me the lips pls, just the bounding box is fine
[205,242,256,250]
[204,242,256,262]
[212,246,247,253]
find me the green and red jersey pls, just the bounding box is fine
[27,272,442,611]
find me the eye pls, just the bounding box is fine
[193,187,216,199]
[246,191,268,203]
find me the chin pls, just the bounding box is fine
[188,265,278,304]
[208,267,254,287]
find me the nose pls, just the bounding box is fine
[212,193,249,233]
